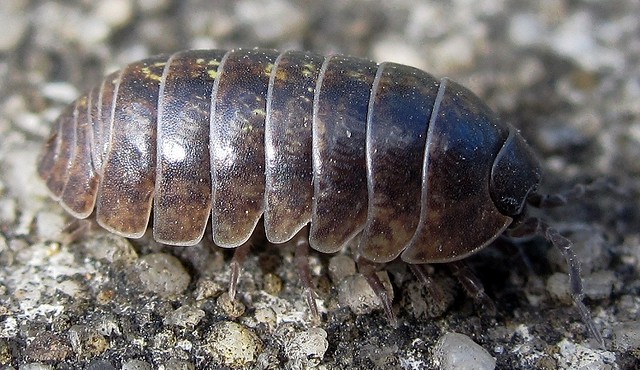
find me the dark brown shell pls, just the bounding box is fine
[38,48,542,264]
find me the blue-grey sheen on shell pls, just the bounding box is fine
[37,48,542,265]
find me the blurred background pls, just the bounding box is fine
[0,0,638,369]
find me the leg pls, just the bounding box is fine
[448,261,496,316]
[59,219,93,245]
[509,218,605,347]
[293,228,320,323]
[409,264,446,304]
[356,257,397,328]
[228,239,252,300]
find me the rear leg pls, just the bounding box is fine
[508,217,604,347]
[228,239,252,300]
[448,260,497,316]
[293,228,321,323]
[409,264,448,305]
[356,257,397,328]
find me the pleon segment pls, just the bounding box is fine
[310,55,377,253]
[154,50,226,245]
[359,63,439,263]
[210,49,280,247]
[402,79,512,263]
[60,91,99,218]
[96,55,168,238]
[264,50,324,243]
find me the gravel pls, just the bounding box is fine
[0,0,638,369]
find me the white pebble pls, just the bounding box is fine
[337,272,393,315]
[612,321,640,351]
[95,0,134,29]
[41,82,79,104]
[434,332,496,370]
[234,0,307,42]
[372,35,428,71]
[121,359,152,370]
[19,364,54,370]
[0,2,28,52]
[327,254,356,283]
[556,338,614,369]
[35,211,65,242]
[285,328,329,367]
[163,305,205,328]
[0,198,17,225]
[546,272,572,304]
[508,13,545,46]
[583,270,616,300]
[205,321,263,368]
[135,253,190,297]
[85,233,138,265]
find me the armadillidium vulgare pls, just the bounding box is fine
[38,48,603,345]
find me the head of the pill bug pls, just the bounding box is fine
[489,128,542,218]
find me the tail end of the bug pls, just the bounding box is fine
[510,218,605,348]
[37,116,66,197]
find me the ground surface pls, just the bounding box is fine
[0,0,639,369]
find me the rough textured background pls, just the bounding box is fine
[1,0,639,369]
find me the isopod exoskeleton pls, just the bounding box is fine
[38,48,603,345]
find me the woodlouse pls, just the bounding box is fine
[38,48,602,345]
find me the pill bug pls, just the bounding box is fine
[38,48,603,345]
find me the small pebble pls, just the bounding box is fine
[24,332,72,362]
[163,305,205,328]
[159,359,195,370]
[611,321,640,351]
[0,198,17,225]
[217,292,246,319]
[194,278,225,300]
[556,338,614,369]
[337,272,393,315]
[0,2,28,52]
[68,325,109,358]
[85,233,138,265]
[121,359,152,370]
[546,272,572,305]
[205,321,263,368]
[86,360,116,370]
[583,270,616,300]
[328,255,356,283]
[434,332,496,370]
[372,35,427,70]
[35,211,65,242]
[508,13,544,46]
[134,253,190,297]
[262,272,283,295]
[254,307,277,331]
[234,0,306,42]
[94,0,134,29]
[19,364,54,370]
[40,82,79,104]
[285,328,329,368]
